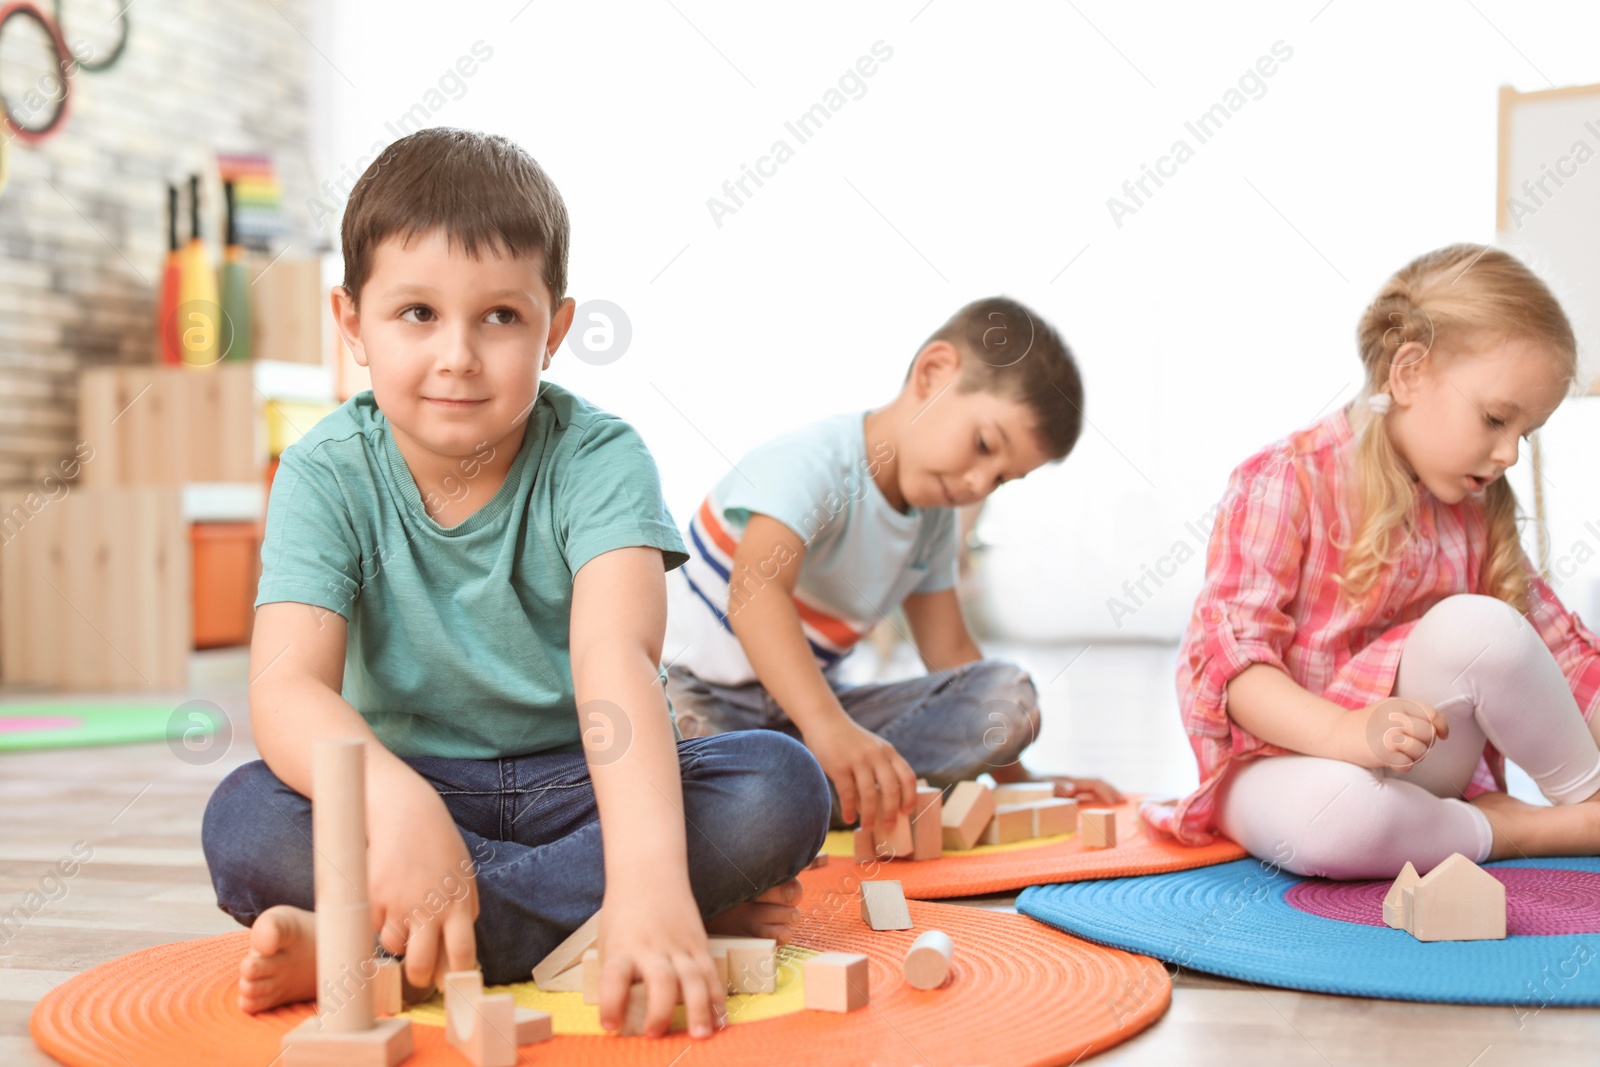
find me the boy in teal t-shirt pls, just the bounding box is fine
[201,128,828,1041]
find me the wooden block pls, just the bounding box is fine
[280,741,412,1065]
[443,970,516,1067]
[514,1006,553,1045]
[992,783,1054,806]
[710,935,778,994]
[282,1015,412,1066]
[1384,861,1420,930]
[536,961,583,992]
[1080,809,1117,849]
[910,787,943,861]
[903,929,955,990]
[581,948,600,1004]
[532,910,600,986]
[1408,853,1507,942]
[978,804,1034,845]
[853,827,876,863]
[807,852,830,869]
[1028,798,1079,838]
[620,980,687,1035]
[709,941,729,993]
[372,958,402,1016]
[580,948,733,1000]
[872,814,914,859]
[803,951,869,1012]
[859,880,913,931]
[941,781,996,851]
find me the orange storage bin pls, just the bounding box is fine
[191,522,262,649]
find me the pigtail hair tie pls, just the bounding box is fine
[1367,393,1392,415]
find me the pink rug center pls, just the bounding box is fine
[0,715,82,734]
[1285,868,1600,936]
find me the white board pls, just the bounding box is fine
[1499,83,1600,596]
[1497,83,1600,392]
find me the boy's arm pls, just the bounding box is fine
[569,546,725,1040]
[900,588,1125,802]
[249,602,480,987]
[726,514,916,832]
[900,588,982,672]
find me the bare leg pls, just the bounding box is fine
[989,760,1124,805]
[1470,790,1600,860]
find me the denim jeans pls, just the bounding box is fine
[665,657,1042,825]
[201,731,830,985]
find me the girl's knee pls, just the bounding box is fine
[1412,594,1542,677]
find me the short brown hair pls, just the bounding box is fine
[909,297,1084,460]
[339,128,570,308]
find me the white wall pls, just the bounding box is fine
[308,0,1600,641]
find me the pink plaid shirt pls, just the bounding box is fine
[1141,406,1600,846]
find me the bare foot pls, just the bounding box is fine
[239,905,318,1014]
[1470,790,1600,860]
[988,761,1124,805]
[705,879,802,946]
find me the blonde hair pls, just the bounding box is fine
[1342,244,1576,613]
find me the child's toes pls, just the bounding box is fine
[756,878,801,905]
[747,903,800,942]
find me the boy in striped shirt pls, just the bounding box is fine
[664,297,1122,835]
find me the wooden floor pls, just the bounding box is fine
[3,643,1597,1065]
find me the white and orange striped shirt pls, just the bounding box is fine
[664,412,960,686]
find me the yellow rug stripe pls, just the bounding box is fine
[400,945,819,1035]
[821,827,1077,858]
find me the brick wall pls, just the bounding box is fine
[0,0,319,486]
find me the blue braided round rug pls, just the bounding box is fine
[1016,856,1600,1006]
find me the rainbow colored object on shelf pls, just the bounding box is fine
[216,151,289,251]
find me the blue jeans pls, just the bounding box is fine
[665,657,1042,825]
[201,732,830,985]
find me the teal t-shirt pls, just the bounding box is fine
[254,381,689,759]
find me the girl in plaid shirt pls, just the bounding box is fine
[1146,245,1600,878]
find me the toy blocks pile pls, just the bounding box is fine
[852,780,1118,861]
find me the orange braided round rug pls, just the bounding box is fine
[32,899,1169,1066]
[809,798,1246,899]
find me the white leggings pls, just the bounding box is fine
[1216,594,1600,880]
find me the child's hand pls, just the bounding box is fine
[369,772,481,990]
[1050,775,1124,806]
[1353,696,1449,771]
[803,714,917,833]
[597,883,726,1039]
